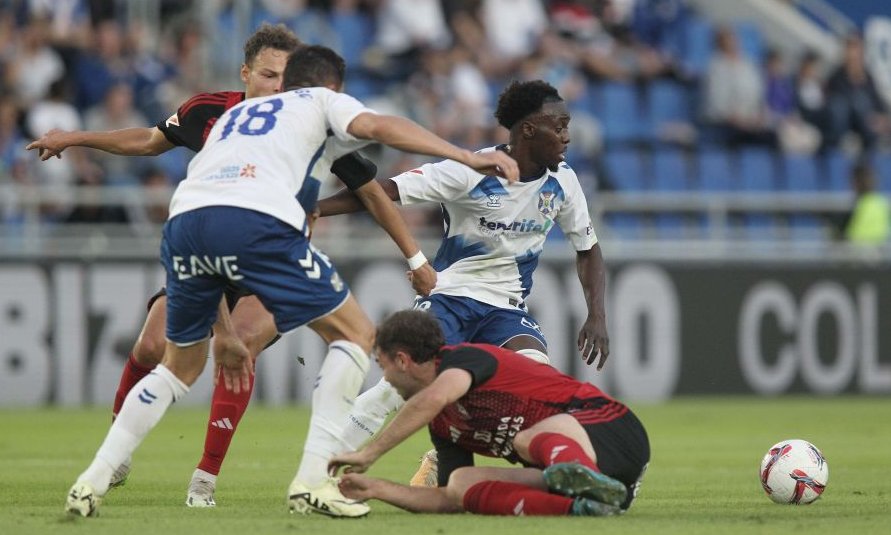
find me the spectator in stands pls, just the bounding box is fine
[369,0,451,81]
[4,16,65,105]
[703,26,776,147]
[25,78,92,220]
[836,161,890,244]
[72,19,133,111]
[479,0,548,77]
[554,0,671,83]
[765,50,794,120]
[795,51,828,133]
[823,34,890,153]
[766,49,820,154]
[0,93,27,184]
[83,81,148,185]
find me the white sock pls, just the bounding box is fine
[295,340,369,487]
[338,378,404,452]
[78,365,189,494]
[516,348,550,365]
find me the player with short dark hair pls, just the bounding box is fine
[27,24,378,508]
[318,80,610,479]
[64,46,518,519]
[329,310,649,516]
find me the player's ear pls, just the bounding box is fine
[521,121,535,139]
[240,63,250,84]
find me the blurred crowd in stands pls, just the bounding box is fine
[1,0,890,243]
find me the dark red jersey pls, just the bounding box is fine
[428,344,627,464]
[156,91,245,152]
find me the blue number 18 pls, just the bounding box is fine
[220,98,283,140]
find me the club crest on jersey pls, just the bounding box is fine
[165,113,180,128]
[538,191,560,216]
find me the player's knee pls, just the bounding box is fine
[446,468,474,503]
[516,348,550,365]
[132,333,165,367]
[511,429,535,459]
[351,320,376,354]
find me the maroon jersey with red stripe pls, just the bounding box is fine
[428,344,627,463]
[156,91,245,152]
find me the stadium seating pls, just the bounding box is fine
[599,83,644,144]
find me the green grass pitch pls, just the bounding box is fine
[1,397,888,535]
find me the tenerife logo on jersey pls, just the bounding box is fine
[478,217,553,235]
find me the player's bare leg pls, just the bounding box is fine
[187,296,276,507]
[287,295,374,518]
[512,414,627,507]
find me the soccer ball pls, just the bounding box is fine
[759,439,828,505]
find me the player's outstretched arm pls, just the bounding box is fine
[576,244,610,370]
[317,178,400,217]
[339,473,461,514]
[329,368,472,475]
[26,126,175,160]
[352,179,436,295]
[347,113,519,182]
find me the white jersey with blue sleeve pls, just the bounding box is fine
[391,145,597,309]
[168,87,374,234]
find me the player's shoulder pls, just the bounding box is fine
[552,161,579,181]
[178,91,244,115]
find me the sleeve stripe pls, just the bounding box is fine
[178,93,229,118]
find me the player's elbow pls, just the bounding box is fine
[347,113,386,141]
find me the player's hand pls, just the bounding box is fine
[578,314,609,370]
[25,129,70,161]
[338,473,378,501]
[407,263,437,296]
[213,335,253,394]
[464,150,519,183]
[329,450,375,476]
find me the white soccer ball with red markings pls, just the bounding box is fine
[759,439,828,505]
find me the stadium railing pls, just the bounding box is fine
[2,183,886,264]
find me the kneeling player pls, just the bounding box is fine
[329,310,649,516]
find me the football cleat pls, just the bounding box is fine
[287,477,370,518]
[409,449,439,487]
[108,459,131,490]
[65,482,101,517]
[185,471,217,508]
[569,497,621,517]
[543,462,628,507]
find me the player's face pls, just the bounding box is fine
[241,47,290,99]
[529,101,571,172]
[375,350,415,399]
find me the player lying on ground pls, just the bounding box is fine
[64,44,517,519]
[317,81,610,475]
[329,310,649,516]
[26,24,406,509]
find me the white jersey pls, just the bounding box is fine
[392,146,597,309]
[169,87,374,233]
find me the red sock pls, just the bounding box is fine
[196,368,255,476]
[112,354,155,419]
[463,481,573,516]
[527,432,600,471]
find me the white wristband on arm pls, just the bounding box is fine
[406,251,427,270]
